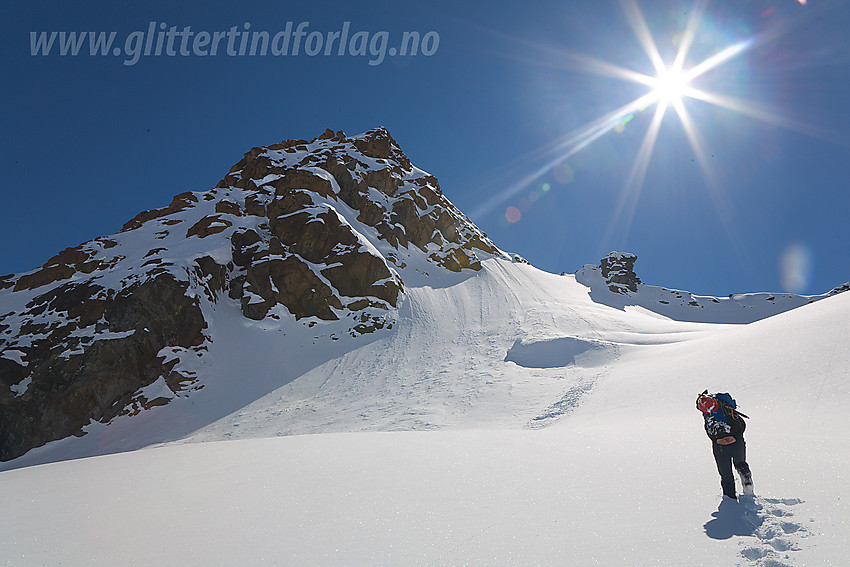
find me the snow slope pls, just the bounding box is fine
[2,125,841,468]
[1,258,723,469]
[2,259,848,566]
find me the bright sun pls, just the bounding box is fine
[651,66,691,105]
[480,1,782,232]
[534,0,758,199]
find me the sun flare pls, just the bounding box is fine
[509,0,764,251]
[474,0,809,237]
[651,65,691,105]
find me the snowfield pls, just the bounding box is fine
[2,259,849,566]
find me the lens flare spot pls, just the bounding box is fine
[614,114,635,134]
[541,182,552,193]
[505,206,522,223]
[553,163,574,184]
[780,243,813,293]
[672,31,683,49]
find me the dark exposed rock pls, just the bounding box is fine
[271,208,352,264]
[244,193,267,217]
[269,256,342,320]
[600,252,642,294]
[270,169,335,199]
[214,199,242,216]
[193,256,230,302]
[13,244,111,292]
[0,273,205,462]
[231,228,262,268]
[13,263,76,292]
[186,215,233,239]
[121,192,199,232]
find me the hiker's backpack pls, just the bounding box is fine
[714,392,749,422]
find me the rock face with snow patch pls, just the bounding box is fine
[0,127,501,462]
[0,273,206,462]
[600,251,642,294]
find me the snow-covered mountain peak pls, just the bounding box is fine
[0,127,502,463]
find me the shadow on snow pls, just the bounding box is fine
[704,496,764,540]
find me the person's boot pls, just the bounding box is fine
[736,463,754,495]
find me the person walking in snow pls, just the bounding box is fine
[696,390,754,500]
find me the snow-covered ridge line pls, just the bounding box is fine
[574,252,847,324]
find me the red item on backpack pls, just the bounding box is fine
[697,395,718,414]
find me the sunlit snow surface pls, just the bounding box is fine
[2,259,849,566]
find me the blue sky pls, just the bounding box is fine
[2,0,848,296]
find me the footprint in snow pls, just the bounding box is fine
[528,380,596,428]
[705,495,809,566]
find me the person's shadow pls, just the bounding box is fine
[703,496,763,539]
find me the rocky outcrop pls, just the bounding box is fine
[0,273,205,461]
[600,252,642,294]
[12,238,121,293]
[219,127,499,272]
[0,126,502,462]
[208,127,500,324]
[827,282,850,296]
[121,192,200,232]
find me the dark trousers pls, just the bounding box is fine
[712,438,751,499]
